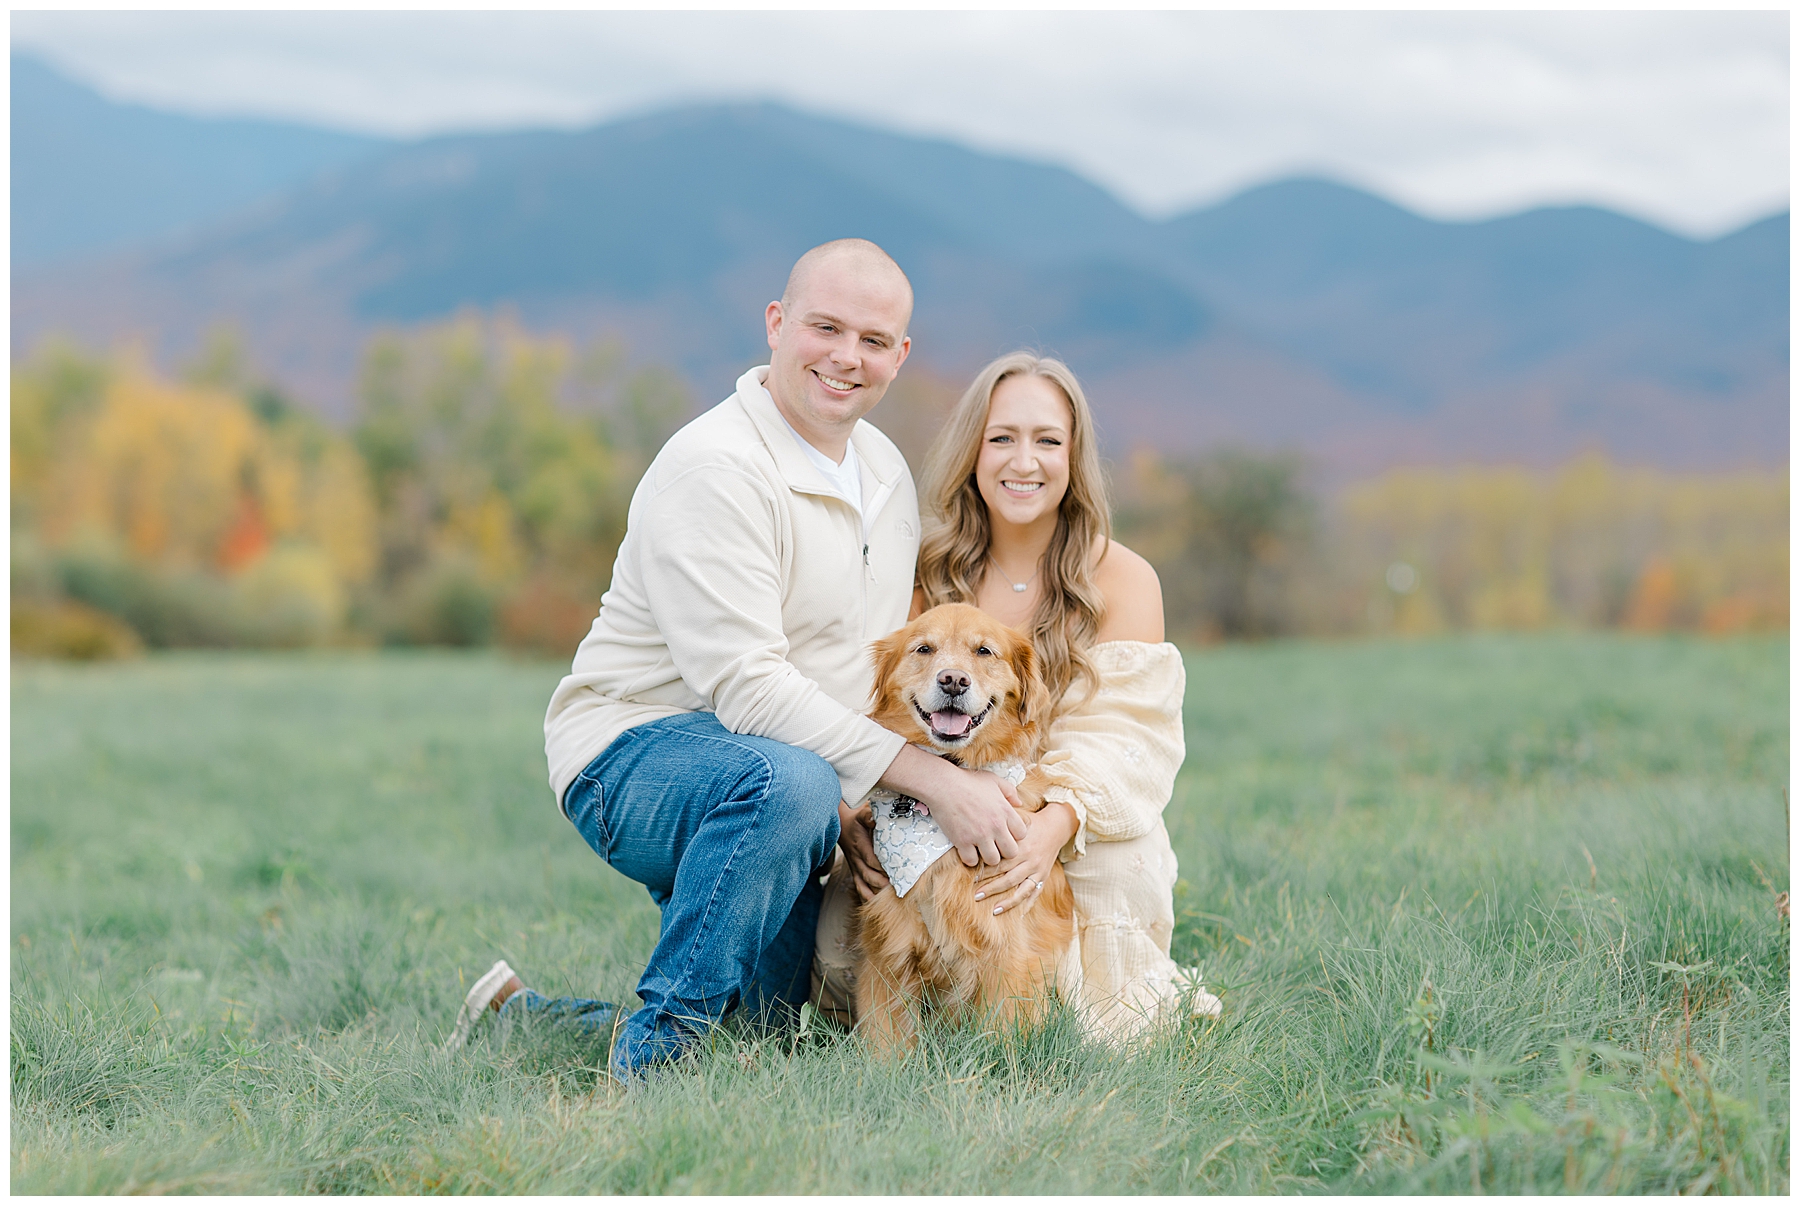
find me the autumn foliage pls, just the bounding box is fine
[1111,449,1786,642]
[1333,456,1788,638]
[13,341,378,649]
[12,320,683,655]
[10,327,1789,656]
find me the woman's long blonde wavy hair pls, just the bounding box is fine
[916,352,1110,722]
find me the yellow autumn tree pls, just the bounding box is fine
[44,372,268,566]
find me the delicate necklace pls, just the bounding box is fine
[988,554,1038,594]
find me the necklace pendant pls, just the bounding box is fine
[1012,582,1027,593]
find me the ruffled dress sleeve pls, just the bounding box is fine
[1037,641,1187,858]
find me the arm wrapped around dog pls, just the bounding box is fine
[1036,641,1187,856]
[637,463,906,804]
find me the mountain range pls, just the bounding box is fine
[11,53,1788,472]
[11,53,388,269]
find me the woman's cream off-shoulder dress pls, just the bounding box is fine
[813,640,1220,1043]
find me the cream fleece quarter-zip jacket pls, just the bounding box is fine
[544,365,918,813]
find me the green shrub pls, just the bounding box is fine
[229,546,345,648]
[11,600,144,661]
[12,532,61,604]
[388,556,498,647]
[45,539,349,650]
[54,543,239,648]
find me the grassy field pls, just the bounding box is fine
[11,634,1789,1193]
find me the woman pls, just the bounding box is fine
[816,351,1220,1042]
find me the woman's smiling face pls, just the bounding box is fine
[976,372,1074,531]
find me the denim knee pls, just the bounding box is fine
[759,745,842,851]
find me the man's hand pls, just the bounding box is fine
[836,800,889,902]
[877,743,1027,866]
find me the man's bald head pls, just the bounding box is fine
[780,238,914,334]
[763,237,915,459]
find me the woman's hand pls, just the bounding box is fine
[836,800,889,902]
[973,800,1078,915]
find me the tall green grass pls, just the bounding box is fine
[12,635,1788,1192]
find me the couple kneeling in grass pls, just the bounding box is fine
[444,238,1219,1079]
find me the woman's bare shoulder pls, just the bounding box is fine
[1093,540,1164,644]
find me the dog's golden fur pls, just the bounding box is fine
[853,603,1075,1054]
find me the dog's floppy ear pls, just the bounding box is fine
[1007,629,1054,730]
[867,626,913,709]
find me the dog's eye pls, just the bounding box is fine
[913,644,933,655]
[976,645,993,657]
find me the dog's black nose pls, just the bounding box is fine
[937,669,970,696]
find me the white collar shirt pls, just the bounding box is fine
[780,412,864,518]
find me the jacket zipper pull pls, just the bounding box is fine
[862,543,869,568]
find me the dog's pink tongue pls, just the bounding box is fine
[932,710,973,737]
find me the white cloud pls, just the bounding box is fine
[11,9,1788,236]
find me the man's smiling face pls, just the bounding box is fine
[764,248,912,452]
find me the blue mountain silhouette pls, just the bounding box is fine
[11,55,1786,470]
[11,52,388,268]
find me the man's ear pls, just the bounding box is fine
[765,300,785,354]
[1008,633,1052,729]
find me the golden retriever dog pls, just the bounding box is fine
[853,603,1076,1055]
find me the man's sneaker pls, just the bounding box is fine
[443,959,526,1052]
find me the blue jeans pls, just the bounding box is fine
[499,988,619,1037]
[552,711,842,1079]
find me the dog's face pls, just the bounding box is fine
[868,603,1051,763]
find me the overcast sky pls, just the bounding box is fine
[11,9,1789,237]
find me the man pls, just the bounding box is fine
[446,239,1027,1079]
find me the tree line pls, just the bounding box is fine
[11,320,1787,659]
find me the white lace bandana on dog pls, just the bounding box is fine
[865,758,1027,897]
